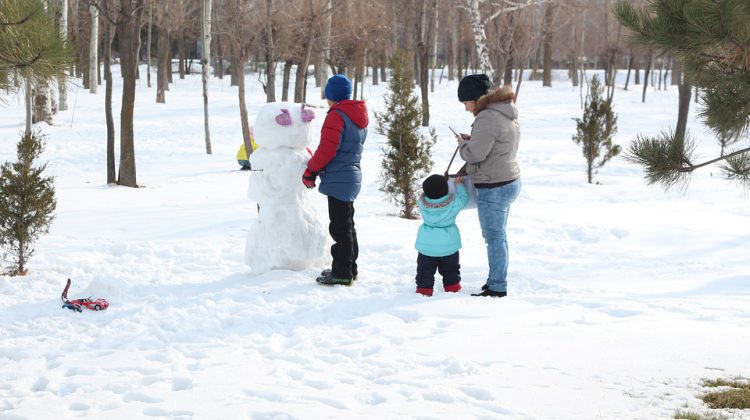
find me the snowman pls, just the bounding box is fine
[245,102,328,274]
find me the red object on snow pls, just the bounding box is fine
[61,278,109,311]
[67,297,109,311]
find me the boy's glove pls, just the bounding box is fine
[302,168,318,189]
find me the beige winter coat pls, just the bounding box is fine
[458,86,520,185]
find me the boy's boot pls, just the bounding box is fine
[321,268,357,281]
[316,272,353,286]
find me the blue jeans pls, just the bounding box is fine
[476,179,521,292]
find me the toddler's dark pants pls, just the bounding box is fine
[416,251,460,289]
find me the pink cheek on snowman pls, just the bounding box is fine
[275,109,292,126]
[301,104,315,123]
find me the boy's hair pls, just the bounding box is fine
[422,174,449,199]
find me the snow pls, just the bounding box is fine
[0,67,748,419]
[245,102,327,274]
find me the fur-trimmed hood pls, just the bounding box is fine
[473,85,516,116]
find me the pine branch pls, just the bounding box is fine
[720,149,750,188]
[690,146,750,171]
[625,130,695,189]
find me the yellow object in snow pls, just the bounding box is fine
[236,136,259,161]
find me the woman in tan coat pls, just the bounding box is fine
[456,74,521,298]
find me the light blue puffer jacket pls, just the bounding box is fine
[415,184,469,257]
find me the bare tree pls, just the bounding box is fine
[415,0,437,126]
[541,2,554,87]
[154,2,171,103]
[465,0,493,76]
[264,0,276,102]
[146,0,153,88]
[89,3,98,94]
[57,0,69,110]
[98,0,116,183]
[296,0,338,103]
[224,0,261,157]
[202,0,212,154]
[116,0,141,188]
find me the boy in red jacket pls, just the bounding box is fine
[302,74,369,286]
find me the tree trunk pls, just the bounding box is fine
[79,0,90,88]
[634,57,640,85]
[89,5,98,94]
[32,81,53,125]
[624,51,633,90]
[103,0,115,184]
[571,20,579,87]
[238,60,253,160]
[466,0,494,78]
[514,66,524,99]
[314,61,322,87]
[167,34,174,85]
[156,28,168,103]
[117,0,139,188]
[25,79,33,135]
[17,237,26,276]
[282,60,292,101]
[320,0,332,100]
[504,56,513,86]
[675,70,692,144]
[430,4,438,93]
[359,51,365,99]
[542,3,554,87]
[178,35,186,79]
[230,55,240,86]
[265,0,276,102]
[57,0,68,110]
[448,6,458,81]
[294,60,307,103]
[146,1,152,88]
[671,57,681,86]
[658,57,664,90]
[417,0,436,126]
[214,33,224,78]
[295,2,318,104]
[641,50,652,103]
[202,0,212,154]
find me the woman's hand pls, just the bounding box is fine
[454,175,465,183]
[460,133,471,140]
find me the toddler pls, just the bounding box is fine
[415,174,469,296]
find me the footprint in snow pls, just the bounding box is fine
[123,392,163,404]
[171,377,193,391]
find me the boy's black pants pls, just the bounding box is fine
[328,196,358,279]
[416,252,460,289]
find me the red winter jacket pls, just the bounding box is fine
[307,100,369,173]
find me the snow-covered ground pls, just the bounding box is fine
[1,66,748,420]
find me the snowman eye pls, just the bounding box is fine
[301,104,315,122]
[275,109,292,126]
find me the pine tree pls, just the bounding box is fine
[572,75,621,184]
[0,131,56,276]
[1,0,70,134]
[376,51,436,219]
[614,0,750,189]
[0,0,70,93]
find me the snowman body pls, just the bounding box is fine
[245,102,327,274]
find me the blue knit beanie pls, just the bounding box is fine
[325,74,352,102]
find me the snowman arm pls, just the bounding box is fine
[307,112,344,173]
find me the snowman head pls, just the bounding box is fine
[253,102,316,150]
